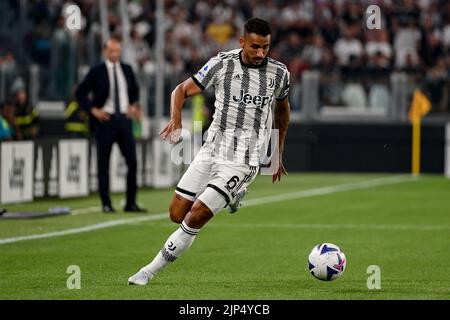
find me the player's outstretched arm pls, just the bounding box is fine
[272,96,290,183]
[160,78,203,144]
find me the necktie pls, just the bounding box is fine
[113,64,121,116]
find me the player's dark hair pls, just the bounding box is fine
[244,18,272,37]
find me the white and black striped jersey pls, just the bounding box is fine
[192,49,290,166]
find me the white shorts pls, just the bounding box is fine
[175,147,259,214]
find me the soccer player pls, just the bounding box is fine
[128,17,290,285]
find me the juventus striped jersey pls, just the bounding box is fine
[192,49,290,166]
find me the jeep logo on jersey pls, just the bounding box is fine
[232,90,273,108]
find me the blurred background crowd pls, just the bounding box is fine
[1,0,450,141]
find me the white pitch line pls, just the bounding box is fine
[0,175,413,245]
[243,175,413,207]
[0,213,168,245]
[204,222,450,232]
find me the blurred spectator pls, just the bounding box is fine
[0,51,18,102]
[50,15,73,100]
[253,0,279,24]
[276,32,303,65]
[400,50,421,76]
[366,30,393,68]
[13,85,39,140]
[365,24,392,110]
[302,34,327,68]
[0,51,17,74]
[333,27,364,67]
[420,15,444,67]
[443,21,450,50]
[366,29,393,86]
[205,14,235,46]
[64,85,89,138]
[393,20,421,69]
[320,13,340,47]
[319,48,343,106]
[340,0,364,38]
[131,29,152,69]
[393,0,420,27]
[424,57,448,113]
[0,100,17,141]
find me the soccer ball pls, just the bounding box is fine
[308,243,346,281]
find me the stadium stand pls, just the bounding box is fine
[0,0,449,128]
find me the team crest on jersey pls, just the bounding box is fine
[268,77,275,88]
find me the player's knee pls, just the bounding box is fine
[169,203,185,224]
[169,193,193,224]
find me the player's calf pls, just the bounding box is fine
[128,218,202,285]
[184,200,214,229]
[127,200,213,284]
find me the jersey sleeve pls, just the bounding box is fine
[191,55,224,91]
[275,69,290,101]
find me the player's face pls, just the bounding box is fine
[104,40,122,63]
[240,32,270,66]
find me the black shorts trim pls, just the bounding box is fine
[176,187,196,198]
[207,184,230,205]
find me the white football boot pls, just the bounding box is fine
[227,188,248,214]
[128,269,154,285]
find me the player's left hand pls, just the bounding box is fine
[160,119,182,144]
[272,154,288,183]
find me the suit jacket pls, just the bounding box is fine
[75,62,139,118]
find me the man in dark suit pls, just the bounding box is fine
[76,36,146,213]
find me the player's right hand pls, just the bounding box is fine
[91,107,111,122]
[160,119,182,144]
[272,154,288,183]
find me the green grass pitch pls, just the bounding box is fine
[0,173,449,300]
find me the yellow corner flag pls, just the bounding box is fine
[409,90,431,123]
[409,89,431,176]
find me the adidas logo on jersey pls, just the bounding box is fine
[233,74,242,80]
